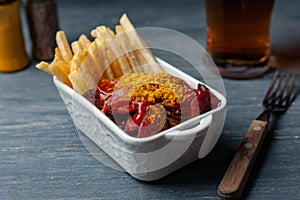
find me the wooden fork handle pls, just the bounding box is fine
[217,120,268,200]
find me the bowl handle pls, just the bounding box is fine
[164,115,212,139]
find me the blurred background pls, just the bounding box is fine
[19,0,300,69]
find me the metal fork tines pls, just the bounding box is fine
[218,70,297,200]
[258,70,296,122]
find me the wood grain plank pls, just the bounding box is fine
[0,0,299,199]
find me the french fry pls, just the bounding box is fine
[87,41,108,81]
[91,29,100,38]
[115,25,123,35]
[49,62,72,87]
[97,27,132,74]
[107,28,115,36]
[36,61,51,74]
[104,45,121,78]
[35,48,71,86]
[54,47,65,63]
[56,31,73,63]
[91,28,117,79]
[71,41,82,54]
[53,47,71,77]
[70,50,97,87]
[115,25,141,72]
[80,52,100,84]
[78,34,91,49]
[69,51,81,72]
[53,59,70,75]
[119,13,162,73]
[94,26,123,78]
[94,40,115,80]
[68,71,88,95]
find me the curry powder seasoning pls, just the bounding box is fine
[115,72,190,107]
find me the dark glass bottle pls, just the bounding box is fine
[25,0,59,60]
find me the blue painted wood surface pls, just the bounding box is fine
[0,0,299,199]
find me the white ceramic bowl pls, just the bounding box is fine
[53,58,226,181]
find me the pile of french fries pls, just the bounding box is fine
[36,13,161,94]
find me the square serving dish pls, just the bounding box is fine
[53,58,226,181]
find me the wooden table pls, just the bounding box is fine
[1,0,299,199]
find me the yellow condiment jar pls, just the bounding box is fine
[0,0,29,72]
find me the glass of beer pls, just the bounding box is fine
[204,0,275,79]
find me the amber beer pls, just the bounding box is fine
[205,0,275,67]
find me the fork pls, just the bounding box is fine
[217,70,297,200]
